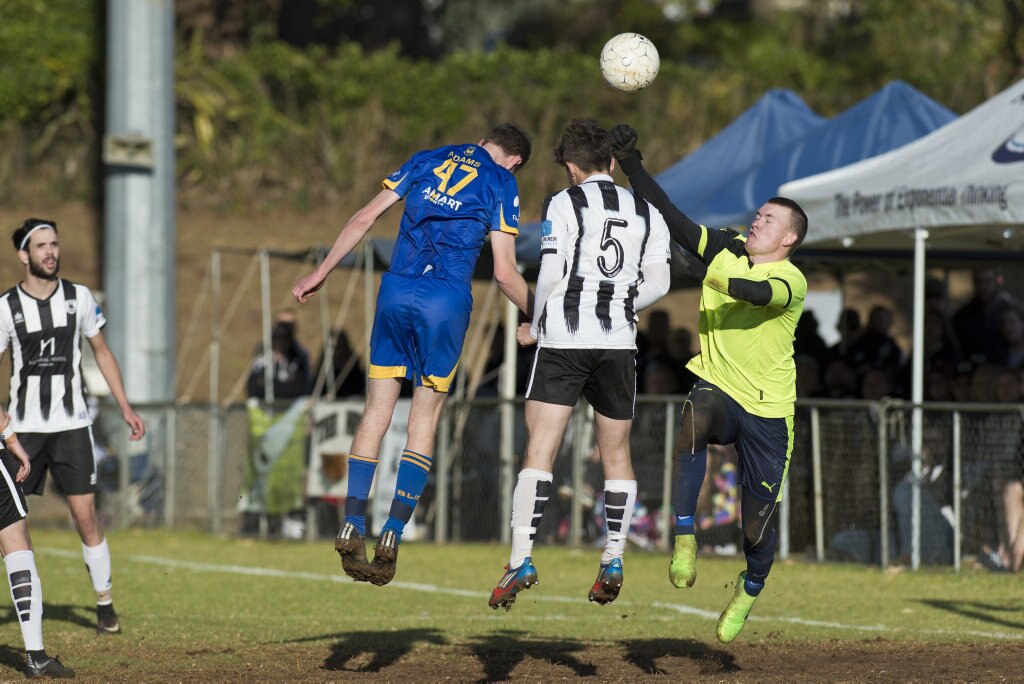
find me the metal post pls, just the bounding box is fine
[260,249,274,407]
[436,406,451,543]
[208,251,222,534]
[952,410,962,572]
[878,400,890,569]
[498,297,519,545]
[661,401,675,550]
[811,406,824,562]
[911,228,928,570]
[103,0,176,405]
[164,405,177,527]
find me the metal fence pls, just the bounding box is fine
[43,397,1020,572]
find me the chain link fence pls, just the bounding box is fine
[39,397,1020,573]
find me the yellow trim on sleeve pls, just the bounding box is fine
[697,225,709,258]
[499,210,519,236]
[381,173,406,191]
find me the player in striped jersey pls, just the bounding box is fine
[611,124,808,643]
[0,219,146,636]
[293,123,533,586]
[489,119,671,611]
[0,402,75,678]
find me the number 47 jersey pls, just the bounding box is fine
[382,143,521,285]
[538,174,672,349]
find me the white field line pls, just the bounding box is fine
[39,547,1024,641]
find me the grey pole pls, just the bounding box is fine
[660,401,675,551]
[911,228,928,570]
[498,296,518,546]
[811,407,824,562]
[103,0,176,403]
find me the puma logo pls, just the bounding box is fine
[761,480,777,493]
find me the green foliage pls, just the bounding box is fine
[0,0,1021,207]
[0,0,96,122]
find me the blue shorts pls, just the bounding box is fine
[368,272,472,393]
[688,380,794,502]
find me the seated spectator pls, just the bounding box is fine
[665,327,697,393]
[995,308,1024,370]
[822,358,858,399]
[795,354,823,398]
[828,308,863,362]
[794,310,829,361]
[860,367,893,401]
[953,267,1024,366]
[316,328,365,398]
[247,309,313,401]
[925,368,954,402]
[996,367,1023,403]
[848,305,903,375]
[637,309,672,394]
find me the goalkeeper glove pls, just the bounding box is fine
[610,124,640,161]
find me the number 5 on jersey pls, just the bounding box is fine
[598,218,627,277]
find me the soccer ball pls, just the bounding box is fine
[600,33,660,92]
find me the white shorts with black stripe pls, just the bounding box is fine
[0,450,29,532]
[525,347,637,420]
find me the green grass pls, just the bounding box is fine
[4,527,1020,680]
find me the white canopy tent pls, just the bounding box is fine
[781,78,1024,568]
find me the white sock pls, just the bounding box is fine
[509,468,553,569]
[602,480,637,564]
[82,538,113,603]
[5,550,43,651]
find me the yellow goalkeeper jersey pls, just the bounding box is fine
[686,226,806,418]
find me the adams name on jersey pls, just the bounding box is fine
[0,280,105,432]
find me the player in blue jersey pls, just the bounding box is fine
[292,123,533,586]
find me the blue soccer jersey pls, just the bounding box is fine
[382,143,520,283]
[371,143,520,392]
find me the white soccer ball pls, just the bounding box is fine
[600,33,660,92]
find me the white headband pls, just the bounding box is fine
[19,223,54,251]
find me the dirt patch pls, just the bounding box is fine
[13,637,1019,682]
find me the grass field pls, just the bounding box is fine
[3,527,1021,681]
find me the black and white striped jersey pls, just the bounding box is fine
[536,174,672,349]
[0,280,105,432]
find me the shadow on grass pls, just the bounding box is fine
[0,643,25,675]
[624,637,740,676]
[917,599,1024,630]
[469,630,598,680]
[0,603,95,631]
[283,628,448,673]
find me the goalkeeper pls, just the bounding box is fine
[610,124,808,644]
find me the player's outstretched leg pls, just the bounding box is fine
[716,570,759,643]
[335,522,375,582]
[369,529,399,586]
[669,533,698,588]
[489,557,538,611]
[587,557,623,605]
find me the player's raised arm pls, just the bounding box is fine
[610,124,708,258]
[292,188,401,304]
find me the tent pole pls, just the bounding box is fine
[911,228,927,570]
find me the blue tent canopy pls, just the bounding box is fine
[516,88,824,267]
[688,81,957,230]
[655,88,826,213]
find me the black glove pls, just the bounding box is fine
[610,124,639,161]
